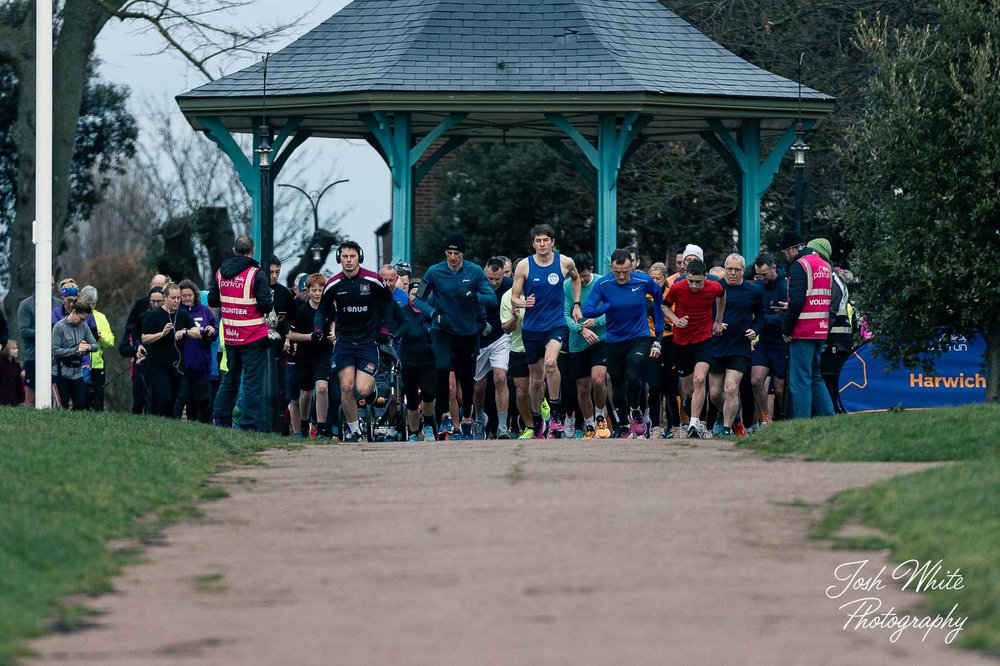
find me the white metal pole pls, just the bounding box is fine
[34,0,53,408]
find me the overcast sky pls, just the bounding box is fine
[93,0,390,277]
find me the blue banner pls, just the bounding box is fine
[838,334,988,412]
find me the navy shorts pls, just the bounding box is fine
[752,341,788,380]
[522,327,568,365]
[331,341,380,377]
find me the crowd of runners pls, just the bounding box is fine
[0,224,856,442]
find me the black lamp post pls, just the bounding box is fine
[278,179,350,270]
[791,52,809,238]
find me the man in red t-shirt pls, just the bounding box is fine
[664,259,725,438]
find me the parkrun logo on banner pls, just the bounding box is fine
[909,373,986,389]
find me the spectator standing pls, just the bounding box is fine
[782,236,836,419]
[77,286,115,411]
[0,340,25,407]
[176,280,218,422]
[210,235,274,430]
[51,302,96,410]
[142,283,201,417]
[17,277,61,405]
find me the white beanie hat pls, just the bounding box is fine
[682,244,704,262]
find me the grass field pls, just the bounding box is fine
[738,404,1000,654]
[0,408,280,665]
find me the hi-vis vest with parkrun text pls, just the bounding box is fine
[792,253,832,340]
[217,266,268,346]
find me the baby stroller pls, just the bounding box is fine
[338,341,405,442]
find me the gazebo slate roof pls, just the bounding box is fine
[177,0,834,140]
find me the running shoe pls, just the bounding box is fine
[614,426,631,439]
[408,433,421,442]
[345,431,366,443]
[540,398,551,421]
[583,425,596,439]
[292,432,303,439]
[531,425,548,439]
[438,415,453,438]
[629,410,648,438]
[309,423,318,438]
[649,426,663,440]
[595,415,611,439]
[474,420,487,440]
[549,416,564,438]
[759,412,772,426]
[422,425,436,442]
[518,427,535,440]
[496,426,512,439]
[696,421,714,439]
[564,416,576,436]
[718,426,734,437]
[574,430,584,439]
[733,420,749,437]
[461,421,474,439]
[712,414,725,437]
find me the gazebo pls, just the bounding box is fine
[176,0,834,270]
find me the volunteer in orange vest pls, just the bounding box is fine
[780,232,836,419]
[209,234,274,431]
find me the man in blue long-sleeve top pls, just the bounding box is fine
[413,232,496,439]
[750,251,788,427]
[708,253,765,437]
[583,249,664,438]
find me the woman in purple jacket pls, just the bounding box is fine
[175,279,219,422]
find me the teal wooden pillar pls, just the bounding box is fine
[546,112,651,272]
[197,116,309,262]
[361,112,467,264]
[702,118,815,260]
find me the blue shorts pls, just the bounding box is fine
[331,341,379,377]
[752,341,788,380]
[522,327,568,365]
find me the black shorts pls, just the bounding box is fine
[569,341,607,382]
[605,337,653,375]
[675,339,715,376]
[24,362,36,389]
[294,353,331,392]
[709,354,751,375]
[522,327,568,365]
[508,350,530,379]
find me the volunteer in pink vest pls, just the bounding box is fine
[780,232,836,419]
[208,235,274,431]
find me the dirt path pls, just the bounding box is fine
[27,440,995,665]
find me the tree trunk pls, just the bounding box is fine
[986,318,1000,405]
[7,0,118,313]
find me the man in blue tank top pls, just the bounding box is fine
[510,224,583,438]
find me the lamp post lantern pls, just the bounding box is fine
[278,179,350,271]
[791,122,808,238]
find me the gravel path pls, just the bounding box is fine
[27,439,996,665]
